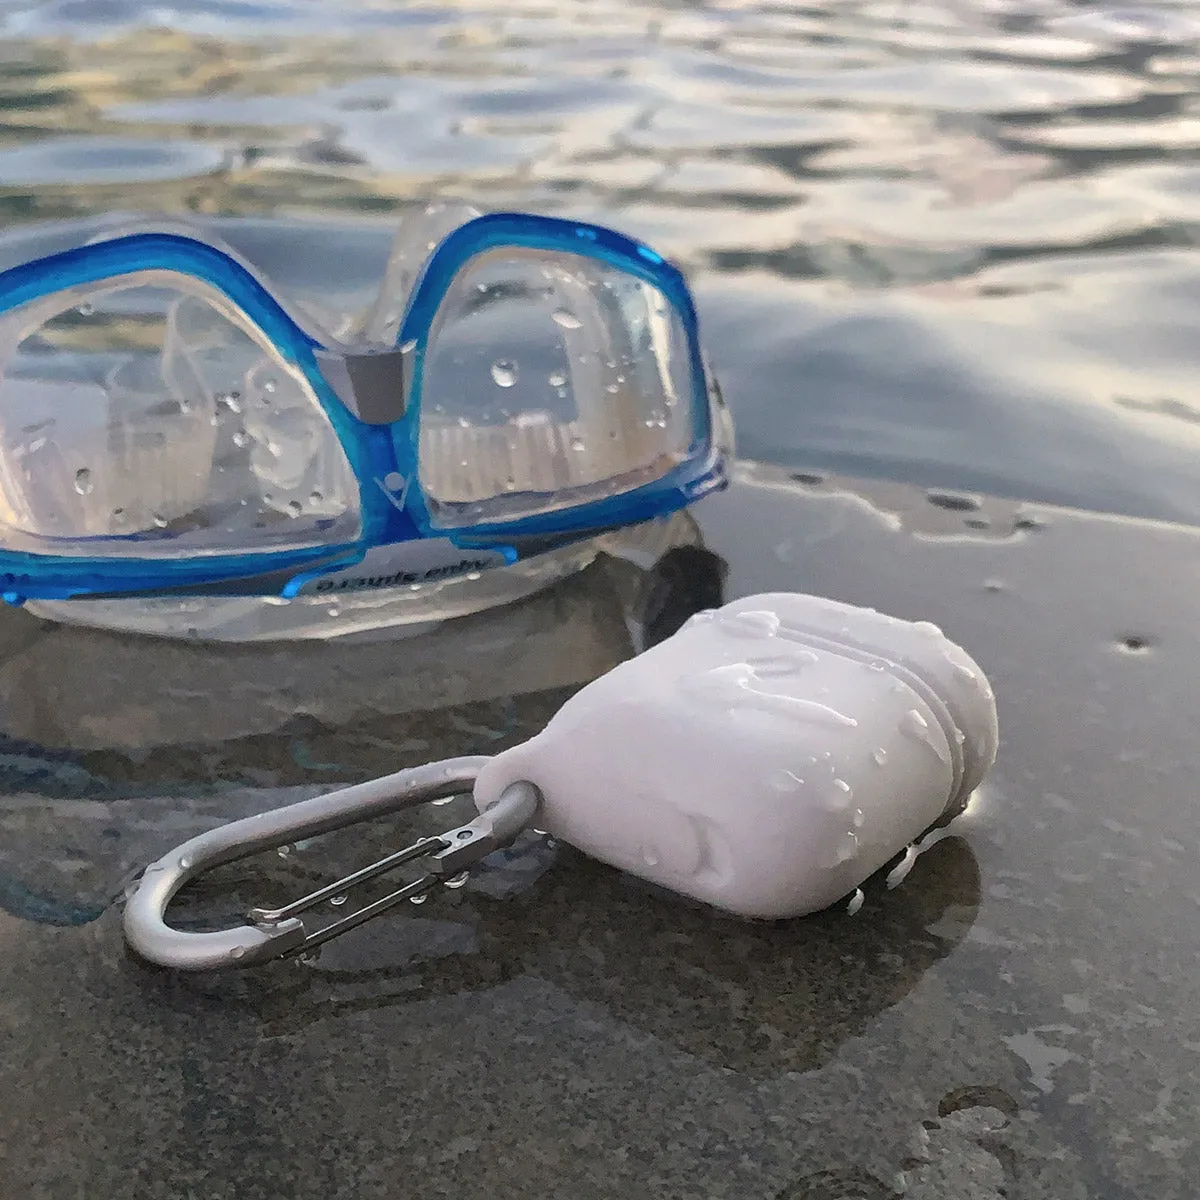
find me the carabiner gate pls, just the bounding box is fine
[122,755,540,971]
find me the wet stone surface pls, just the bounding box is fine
[0,470,1195,1198]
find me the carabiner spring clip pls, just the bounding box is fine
[122,756,540,971]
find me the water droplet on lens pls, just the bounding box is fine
[569,436,585,452]
[853,807,865,829]
[551,308,583,329]
[444,871,470,890]
[277,844,292,859]
[73,468,92,495]
[326,603,340,617]
[152,513,167,528]
[847,888,865,915]
[232,429,251,448]
[286,500,302,518]
[77,301,94,316]
[229,945,246,960]
[952,660,977,682]
[399,338,417,354]
[262,377,278,393]
[770,769,804,792]
[548,370,567,387]
[641,846,660,867]
[503,477,516,491]
[217,391,242,413]
[309,489,323,504]
[465,570,481,581]
[178,856,192,870]
[491,360,518,388]
[330,895,347,907]
[872,747,888,766]
[431,796,454,806]
[409,892,429,905]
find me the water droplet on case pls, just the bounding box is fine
[847,888,865,915]
[824,778,854,811]
[329,895,347,907]
[770,768,804,792]
[409,892,429,905]
[229,945,246,960]
[900,708,949,763]
[444,871,470,890]
[718,609,781,638]
[887,845,919,889]
[73,468,92,495]
[826,831,859,867]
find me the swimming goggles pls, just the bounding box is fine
[0,206,731,602]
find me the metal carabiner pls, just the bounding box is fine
[122,755,541,971]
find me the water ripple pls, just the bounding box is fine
[0,0,1199,520]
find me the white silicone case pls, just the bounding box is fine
[474,592,998,919]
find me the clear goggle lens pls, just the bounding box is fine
[417,248,701,529]
[0,273,360,557]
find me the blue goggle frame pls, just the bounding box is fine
[0,212,727,603]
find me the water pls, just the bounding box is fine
[2,3,1200,1199]
[1,0,1200,524]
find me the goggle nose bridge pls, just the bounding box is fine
[314,343,413,426]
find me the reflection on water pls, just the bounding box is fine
[2,0,1200,519]
[162,833,982,1078]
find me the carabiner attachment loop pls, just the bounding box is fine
[122,756,541,971]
